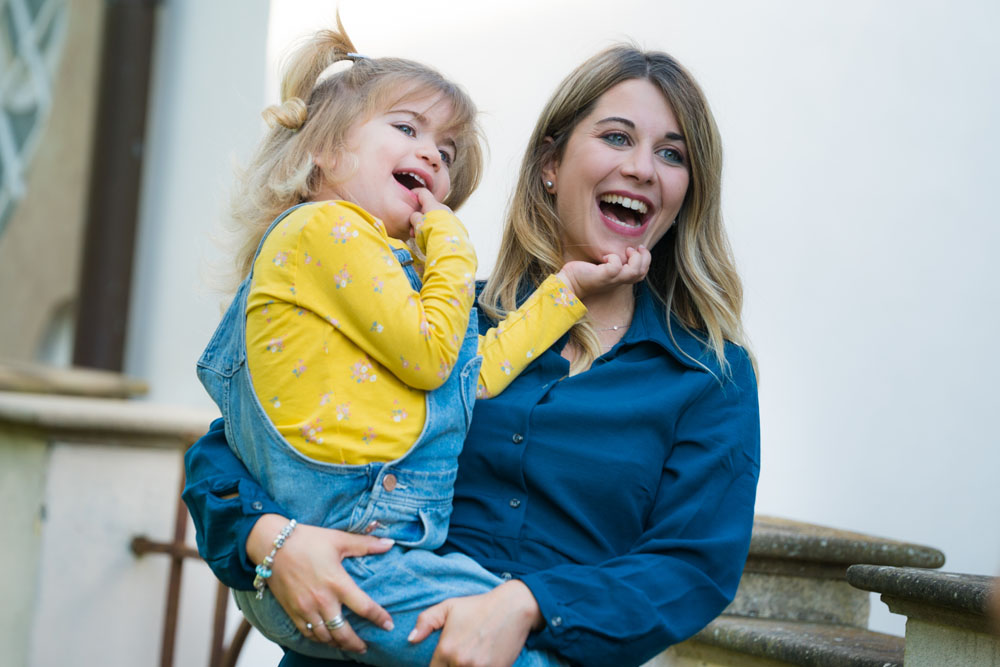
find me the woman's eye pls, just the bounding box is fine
[601,132,630,147]
[438,149,453,167]
[394,124,416,137]
[656,147,684,164]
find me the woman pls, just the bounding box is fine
[183,43,760,667]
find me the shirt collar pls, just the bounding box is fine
[621,282,713,372]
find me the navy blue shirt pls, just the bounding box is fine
[183,282,760,666]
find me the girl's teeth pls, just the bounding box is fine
[599,193,648,214]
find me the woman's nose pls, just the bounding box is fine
[621,149,654,182]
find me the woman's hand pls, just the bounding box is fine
[558,244,651,299]
[248,514,396,653]
[408,580,544,667]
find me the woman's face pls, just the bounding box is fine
[543,79,690,264]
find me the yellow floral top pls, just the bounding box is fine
[246,201,585,464]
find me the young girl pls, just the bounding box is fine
[196,21,648,665]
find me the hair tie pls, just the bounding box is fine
[345,52,370,61]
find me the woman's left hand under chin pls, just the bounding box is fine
[407,580,544,667]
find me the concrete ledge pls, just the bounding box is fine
[847,565,998,635]
[0,360,148,398]
[0,390,218,448]
[688,615,904,667]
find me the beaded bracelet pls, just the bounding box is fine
[253,519,297,600]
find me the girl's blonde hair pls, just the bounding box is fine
[229,16,483,283]
[480,45,753,376]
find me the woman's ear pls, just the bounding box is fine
[540,137,558,193]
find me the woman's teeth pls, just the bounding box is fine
[600,193,648,215]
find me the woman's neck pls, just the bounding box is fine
[579,282,637,328]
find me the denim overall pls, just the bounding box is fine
[197,205,561,666]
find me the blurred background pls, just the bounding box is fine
[2,0,998,664]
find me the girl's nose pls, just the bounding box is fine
[417,141,441,170]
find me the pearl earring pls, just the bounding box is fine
[544,180,554,189]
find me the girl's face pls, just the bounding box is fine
[316,92,458,240]
[543,79,690,263]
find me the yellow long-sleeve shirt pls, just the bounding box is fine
[246,201,585,464]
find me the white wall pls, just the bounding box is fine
[126,0,1000,652]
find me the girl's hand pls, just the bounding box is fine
[247,514,396,653]
[557,244,652,299]
[409,188,453,236]
[407,580,544,667]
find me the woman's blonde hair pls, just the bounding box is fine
[228,16,483,283]
[480,45,752,376]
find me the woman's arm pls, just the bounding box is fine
[182,419,281,588]
[182,420,395,651]
[519,346,760,665]
[413,345,760,666]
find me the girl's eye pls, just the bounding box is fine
[394,123,416,137]
[656,147,684,164]
[601,131,630,147]
[438,149,453,167]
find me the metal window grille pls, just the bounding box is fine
[0,0,68,236]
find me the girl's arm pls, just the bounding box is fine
[258,200,477,391]
[476,246,652,398]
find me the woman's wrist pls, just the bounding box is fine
[503,579,545,632]
[246,513,291,563]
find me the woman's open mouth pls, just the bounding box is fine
[598,193,652,236]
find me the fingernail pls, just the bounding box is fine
[639,244,647,249]
[378,538,395,546]
[383,620,395,631]
[407,629,418,642]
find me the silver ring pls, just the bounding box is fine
[305,622,314,632]
[325,614,346,631]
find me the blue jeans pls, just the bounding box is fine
[197,205,562,666]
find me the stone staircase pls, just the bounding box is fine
[656,516,999,666]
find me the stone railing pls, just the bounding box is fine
[848,565,1000,667]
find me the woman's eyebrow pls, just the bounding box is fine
[595,116,685,142]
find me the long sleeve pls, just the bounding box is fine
[519,346,760,665]
[476,274,586,398]
[249,201,477,392]
[181,419,286,590]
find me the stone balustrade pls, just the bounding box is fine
[848,565,1000,667]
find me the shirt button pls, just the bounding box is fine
[511,433,524,444]
[509,498,521,508]
[382,474,397,491]
[251,501,263,511]
[550,616,563,627]
[500,572,512,581]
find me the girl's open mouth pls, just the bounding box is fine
[393,171,428,190]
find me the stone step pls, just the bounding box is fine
[664,615,904,667]
[726,516,945,629]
